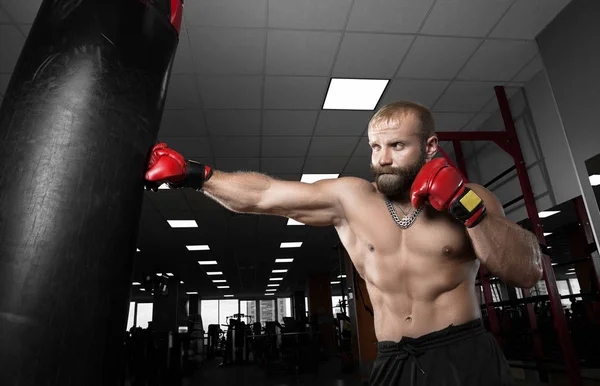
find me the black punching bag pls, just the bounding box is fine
[0,0,182,385]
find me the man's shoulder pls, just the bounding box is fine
[335,176,376,191]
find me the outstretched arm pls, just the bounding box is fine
[465,183,543,289]
[202,171,344,227]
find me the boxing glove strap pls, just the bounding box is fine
[449,187,487,228]
[168,160,213,190]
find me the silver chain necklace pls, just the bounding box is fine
[384,196,422,229]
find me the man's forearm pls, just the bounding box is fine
[467,213,543,288]
[201,170,272,213]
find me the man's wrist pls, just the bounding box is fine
[449,187,487,228]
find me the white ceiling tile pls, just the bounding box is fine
[347,0,435,33]
[303,157,348,173]
[262,137,312,157]
[490,0,572,40]
[17,24,31,37]
[308,137,360,157]
[353,137,371,156]
[0,25,25,73]
[211,137,261,158]
[264,76,329,109]
[314,111,372,136]
[266,30,341,76]
[268,0,353,30]
[156,137,213,159]
[159,110,208,137]
[189,27,265,75]
[172,20,194,74]
[432,81,496,112]
[165,75,201,109]
[263,110,318,136]
[333,33,413,78]
[0,7,11,22]
[481,86,521,112]
[2,0,41,24]
[513,56,545,83]
[0,73,11,96]
[397,36,481,80]
[205,110,261,136]
[457,40,538,82]
[216,158,260,172]
[185,0,267,28]
[344,156,371,174]
[421,0,514,37]
[433,113,476,131]
[261,158,305,174]
[379,79,450,108]
[198,76,262,109]
[462,112,493,131]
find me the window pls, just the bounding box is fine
[136,303,153,329]
[260,300,276,326]
[219,299,239,327]
[332,296,343,316]
[201,300,219,328]
[569,279,581,295]
[277,298,292,324]
[126,302,136,331]
[241,300,257,324]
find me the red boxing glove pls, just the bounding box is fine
[410,158,486,228]
[145,143,212,191]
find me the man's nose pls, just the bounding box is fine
[378,149,393,166]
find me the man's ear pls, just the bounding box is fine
[424,135,438,161]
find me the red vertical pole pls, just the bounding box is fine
[440,142,503,347]
[495,86,582,386]
[573,196,600,291]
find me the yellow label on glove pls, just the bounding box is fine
[460,190,482,212]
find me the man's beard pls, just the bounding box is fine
[370,151,427,199]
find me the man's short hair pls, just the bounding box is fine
[368,101,436,142]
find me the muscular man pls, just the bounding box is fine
[145,101,543,385]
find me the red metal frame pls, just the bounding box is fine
[436,86,581,385]
[573,196,600,291]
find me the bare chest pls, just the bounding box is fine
[338,196,476,290]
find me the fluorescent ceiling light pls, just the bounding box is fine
[276,258,294,263]
[265,293,274,296]
[547,246,552,249]
[267,284,279,287]
[140,288,145,291]
[552,263,557,266]
[337,275,346,278]
[280,242,302,248]
[132,282,141,285]
[590,174,600,186]
[166,273,174,277]
[566,272,576,275]
[156,273,163,277]
[567,268,575,271]
[301,174,339,184]
[273,269,288,273]
[180,281,184,284]
[213,279,226,283]
[270,277,284,281]
[217,286,230,289]
[158,183,170,190]
[224,295,234,298]
[323,78,388,110]
[331,281,341,284]
[538,211,560,218]
[198,261,218,265]
[187,245,209,251]
[266,289,276,292]
[206,271,223,276]
[543,232,553,236]
[287,218,304,226]
[186,291,198,295]
[136,248,140,252]
[168,220,198,228]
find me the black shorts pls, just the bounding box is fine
[369,319,515,386]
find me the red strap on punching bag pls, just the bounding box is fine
[170,0,183,34]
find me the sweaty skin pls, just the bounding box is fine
[335,179,481,340]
